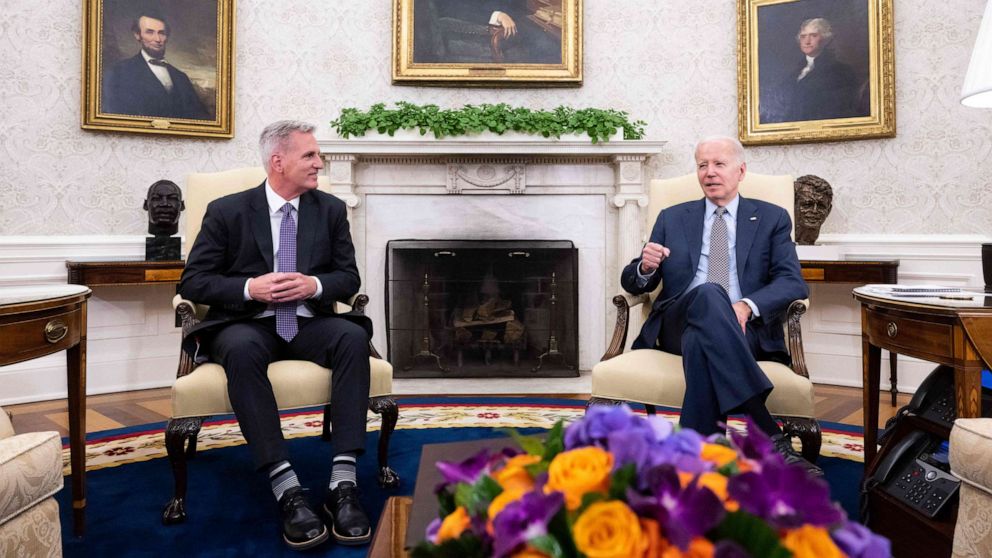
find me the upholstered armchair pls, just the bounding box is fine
[161,168,399,526]
[589,172,821,461]
[0,407,63,557]
[950,418,992,557]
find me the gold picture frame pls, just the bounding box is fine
[737,0,894,145]
[81,0,235,138]
[392,0,582,87]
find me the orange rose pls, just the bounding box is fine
[572,501,649,558]
[700,443,738,468]
[694,472,738,512]
[435,506,470,543]
[512,546,551,558]
[545,446,613,510]
[640,517,666,558]
[495,454,541,491]
[782,525,845,558]
[660,537,715,558]
[487,487,527,533]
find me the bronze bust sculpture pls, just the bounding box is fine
[794,175,833,246]
[143,179,184,260]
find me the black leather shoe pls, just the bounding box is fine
[323,482,371,545]
[771,434,824,477]
[279,487,329,550]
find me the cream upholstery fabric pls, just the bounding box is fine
[172,358,394,418]
[593,172,815,423]
[0,406,63,557]
[592,349,814,419]
[951,418,992,558]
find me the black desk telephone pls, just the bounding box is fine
[883,365,956,441]
[867,431,960,518]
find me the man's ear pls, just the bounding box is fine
[143,199,149,210]
[738,161,747,182]
[179,200,186,211]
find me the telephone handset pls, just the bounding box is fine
[882,366,956,445]
[866,430,959,519]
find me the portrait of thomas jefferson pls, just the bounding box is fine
[412,0,562,64]
[757,1,871,124]
[100,1,217,120]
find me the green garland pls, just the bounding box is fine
[330,102,646,143]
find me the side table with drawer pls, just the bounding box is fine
[0,285,91,536]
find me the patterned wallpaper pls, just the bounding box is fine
[1,0,991,236]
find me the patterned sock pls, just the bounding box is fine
[329,453,358,491]
[267,460,300,502]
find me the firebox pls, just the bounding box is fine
[386,240,578,378]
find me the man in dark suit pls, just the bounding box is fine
[179,121,371,550]
[102,13,210,120]
[620,136,820,475]
[763,17,865,123]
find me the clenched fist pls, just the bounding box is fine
[639,242,671,274]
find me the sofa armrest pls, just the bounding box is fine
[0,431,64,525]
[0,408,13,440]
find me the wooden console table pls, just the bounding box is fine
[853,287,992,466]
[803,259,902,404]
[66,259,184,287]
[0,285,91,536]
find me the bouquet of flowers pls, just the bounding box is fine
[413,404,890,558]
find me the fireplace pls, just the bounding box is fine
[386,240,579,378]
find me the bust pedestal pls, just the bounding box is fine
[146,236,180,261]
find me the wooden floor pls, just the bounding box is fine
[4,384,910,437]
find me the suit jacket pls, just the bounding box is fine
[783,49,860,122]
[621,196,808,357]
[102,53,210,120]
[178,183,371,357]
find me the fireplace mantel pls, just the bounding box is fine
[317,136,666,370]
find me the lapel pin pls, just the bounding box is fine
[749,216,758,221]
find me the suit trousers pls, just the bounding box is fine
[211,315,371,470]
[657,283,774,435]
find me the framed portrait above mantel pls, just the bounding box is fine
[737,0,895,145]
[81,0,235,138]
[392,0,582,87]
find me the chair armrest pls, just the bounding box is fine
[785,299,810,379]
[601,292,651,361]
[0,407,14,439]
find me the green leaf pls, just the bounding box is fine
[608,463,637,500]
[496,427,546,456]
[542,420,565,463]
[710,510,794,558]
[529,534,566,558]
[454,475,503,516]
[410,531,488,558]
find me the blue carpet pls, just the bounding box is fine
[57,398,863,557]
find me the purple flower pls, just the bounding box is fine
[566,404,644,449]
[436,449,498,487]
[831,521,892,557]
[491,490,564,558]
[728,418,777,464]
[627,465,725,550]
[425,517,441,542]
[728,459,843,529]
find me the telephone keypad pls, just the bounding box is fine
[918,391,956,429]
[887,461,959,518]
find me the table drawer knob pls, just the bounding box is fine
[44,319,68,343]
[886,322,898,338]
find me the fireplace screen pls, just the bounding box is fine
[386,240,578,378]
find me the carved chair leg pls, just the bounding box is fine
[780,417,822,464]
[321,404,332,441]
[369,396,400,488]
[586,397,626,410]
[162,417,204,525]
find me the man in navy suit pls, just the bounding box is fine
[180,121,371,549]
[102,13,210,120]
[620,136,820,474]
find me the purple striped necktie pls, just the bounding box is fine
[275,203,298,342]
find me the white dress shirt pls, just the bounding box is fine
[141,49,174,92]
[242,181,323,317]
[636,194,760,317]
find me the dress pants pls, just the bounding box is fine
[211,315,371,470]
[657,283,774,435]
